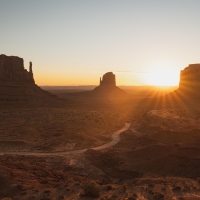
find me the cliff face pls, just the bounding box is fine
[0,54,60,103]
[179,64,200,92]
[0,54,34,83]
[100,72,116,87]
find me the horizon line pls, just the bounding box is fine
[39,84,179,87]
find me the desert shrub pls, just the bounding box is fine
[183,185,191,191]
[128,193,138,200]
[196,177,200,184]
[148,189,154,194]
[123,183,127,191]
[81,181,100,197]
[173,185,182,191]
[128,197,136,200]
[154,192,164,199]
[43,189,51,193]
[106,184,113,190]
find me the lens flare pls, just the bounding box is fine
[145,63,180,86]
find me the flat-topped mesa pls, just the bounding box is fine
[92,72,128,96]
[0,54,34,83]
[179,64,200,92]
[100,72,116,87]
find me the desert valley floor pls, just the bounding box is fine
[1,86,200,200]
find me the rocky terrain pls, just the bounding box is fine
[1,61,200,199]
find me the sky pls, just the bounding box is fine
[1,0,200,86]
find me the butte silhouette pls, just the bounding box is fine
[178,64,200,94]
[92,72,128,96]
[141,63,200,109]
[0,54,59,103]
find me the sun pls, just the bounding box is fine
[146,63,180,86]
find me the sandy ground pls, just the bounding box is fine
[0,123,130,156]
[0,98,132,153]
[1,89,200,199]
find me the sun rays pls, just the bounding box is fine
[144,62,180,87]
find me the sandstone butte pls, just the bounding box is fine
[0,54,59,103]
[99,72,116,87]
[92,72,128,96]
[179,64,200,93]
[0,54,34,84]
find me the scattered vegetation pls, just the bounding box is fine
[81,180,100,197]
[153,192,164,199]
[106,184,113,190]
[173,185,182,191]
[123,183,127,191]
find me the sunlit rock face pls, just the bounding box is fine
[100,72,116,87]
[0,54,34,83]
[179,64,200,92]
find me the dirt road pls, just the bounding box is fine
[0,123,130,156]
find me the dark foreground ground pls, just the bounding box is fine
[1,87,200,200]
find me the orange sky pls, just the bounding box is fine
[2,1,200,86]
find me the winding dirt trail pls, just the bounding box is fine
[0,123,130,156]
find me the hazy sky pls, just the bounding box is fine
[1,0,200,86]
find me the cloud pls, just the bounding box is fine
[134,71,150,74]
[115,71,149,74]
[115,71,133,73]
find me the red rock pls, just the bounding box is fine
[179,64,200,92]
[0,54,34,83]
[0,55,60,103]
[93,72,128,96]
[100,72,116,87]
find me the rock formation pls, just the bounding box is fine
[0,54,60,103]
[179,64,200,92]
[156,63,200,107]
[92,72,128,96]
[0,54,34,83]
[100,72,116,87]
